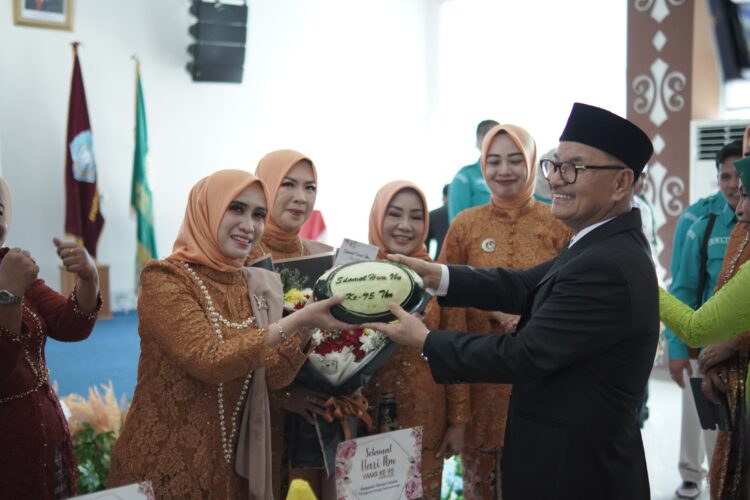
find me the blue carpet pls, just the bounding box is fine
[46,311,140,401]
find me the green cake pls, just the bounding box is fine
[313,260,427,324]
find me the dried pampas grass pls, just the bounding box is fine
[60,381,129,437]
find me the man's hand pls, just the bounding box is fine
[364,303,429,349]
[385,254,442,290]
[668,358,692,389]
[698,342,737,373]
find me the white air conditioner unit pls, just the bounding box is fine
[688,119,749,204]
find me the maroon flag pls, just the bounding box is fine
[65,43,104,257]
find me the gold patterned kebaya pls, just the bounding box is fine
[108,170,308,499]
[439,124,570,499]
[183,262,256,464]
[364,181,467,499]
[247,149,333,499]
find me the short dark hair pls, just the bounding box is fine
[476,120,499,139]
[716,139,743,170]
[442,184,449,197]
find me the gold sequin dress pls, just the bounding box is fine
[108,260,308,499]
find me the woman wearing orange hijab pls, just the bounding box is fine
[364,180,468,499]
[248,149,333,261]
[438,125,570,499]
[108,170,347,499]
[246,150,335,498]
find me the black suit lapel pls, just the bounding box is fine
[533,209,644,291]
[516,209,644,329]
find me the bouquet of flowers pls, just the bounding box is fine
[279,267,313,314]
[274,251,339,315]
[289,327,398,475]
[283,286,312,313]
[288,320,397,471]
[308,326,390,386]
[273,254,401,474]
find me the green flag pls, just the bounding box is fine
[131,61,157,287]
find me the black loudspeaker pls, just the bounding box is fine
[187,0,248,83]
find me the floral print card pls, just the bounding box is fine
[335,426,423,499]
[70,481,155,499]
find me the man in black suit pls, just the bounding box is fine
[367,103,658,500]
[424,184,449,259]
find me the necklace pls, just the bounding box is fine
[720,233,749,287]
[182,263,255,463]
[0,304,49,404]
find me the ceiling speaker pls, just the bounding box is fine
[187,0,247,83]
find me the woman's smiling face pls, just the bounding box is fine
[382,189,425,255]
[484,132,529,200]
[217,183,267,259]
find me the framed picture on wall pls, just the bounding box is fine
[13,0,73,31]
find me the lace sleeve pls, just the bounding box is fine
[265,334,308,390]
[138,263,274,384]
[659,261,750,346]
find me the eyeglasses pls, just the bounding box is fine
[540,159,627,185]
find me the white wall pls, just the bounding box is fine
[432,0,627,166]
[0,0,626,311]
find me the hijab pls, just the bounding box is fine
[255,149,317,246]
[481,124,537,211]
[0,178,12,245]
[743,124,750,155]
[170,169,269,272]
[368,180,431,261]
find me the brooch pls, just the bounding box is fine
[253,294,269,310]
[481,239,496,253]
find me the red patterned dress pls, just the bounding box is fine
[0,248,100,499]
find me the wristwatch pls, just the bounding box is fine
[0,290,22,305]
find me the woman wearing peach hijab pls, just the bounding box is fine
[248,149,333,262]
[108,170,348,499]
[363,181,467,499]
[438,125,570,499]
[246,150,334,498]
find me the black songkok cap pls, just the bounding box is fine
[559,102,653,177]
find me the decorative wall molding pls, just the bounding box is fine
[635,0,687,24]
[628,0,693,282]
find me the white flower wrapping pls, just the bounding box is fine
[307,328,390,387]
